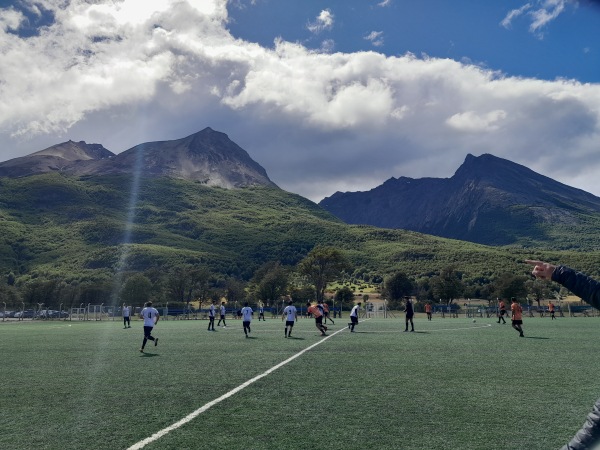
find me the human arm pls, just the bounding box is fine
[526,260,600,310]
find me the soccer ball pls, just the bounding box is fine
[472,319,476,323]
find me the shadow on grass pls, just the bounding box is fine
[524,336,550,339]
[245,336,257,339]
[286,336,305,340]
[140,352,159,357]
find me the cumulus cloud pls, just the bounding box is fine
[307,9,334,34]
[0,0,599,203]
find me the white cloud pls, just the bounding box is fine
[0,0,599,204]
[307,9,334,34]
[500,3,532,28]
[378,0,392,6]
[501,0,571,37]
[364,31,384,47]
[446,110,507,132]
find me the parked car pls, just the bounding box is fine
[14,310,35,318]
[37,309,70,319]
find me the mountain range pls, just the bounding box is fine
[3,129,600,251]
[0,127,275,189]
[319,153,600,248]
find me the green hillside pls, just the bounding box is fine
[1,173,599,294]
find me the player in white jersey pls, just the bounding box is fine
[348,302,361,332]
[208,300,216,331]
[139,301,159,352]
[281,299,297,338]
[241,302,253,338]
[122,303,131,329]
[217,302,227,327]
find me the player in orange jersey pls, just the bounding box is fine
[510,297,524,337]
[307,302,328,336]
[497,299,507,324]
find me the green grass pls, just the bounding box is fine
[1,316,599,449]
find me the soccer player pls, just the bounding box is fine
[348,302,361,332]
[207,300,216,331]
[241,302,253,338]
[526,259,600,449]
[217,301,227,327]
[497,299,507,324]
[122,303,131,329]
[307,302,328,336]
[322,300,334,325]
[548,301,556,320]
[258,304,265,321]
[139,301,159,353]
[404,297,415,332]
[282,299,297,338]
[425,302,432,321]
[510,297,524,337]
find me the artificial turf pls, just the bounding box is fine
[1,315,599,449]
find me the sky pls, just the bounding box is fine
[0,0,599,203]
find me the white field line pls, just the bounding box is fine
[127,321,362,450]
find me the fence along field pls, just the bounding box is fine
[1,313,599,449]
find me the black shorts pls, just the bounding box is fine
[315,316,323,325]
[243,321,251,328]
[350,316,358,324]
[285,320,295,327]
[143,326,154,337]
[500,310,506,316]
[512,319,523,325]
[220,315,226,320]
[406,313,414,320]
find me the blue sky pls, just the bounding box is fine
[0,0,599,202]
[227,0,599,82]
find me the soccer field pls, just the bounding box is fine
[2,316,600,450]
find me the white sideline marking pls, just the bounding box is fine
[127,324,354,449]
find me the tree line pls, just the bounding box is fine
[0,246,567,314]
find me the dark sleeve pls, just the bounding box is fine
[561,397,600,450]
[552,266,600,310]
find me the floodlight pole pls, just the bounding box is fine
[2,302,5,322]
[59,303,63,321]
[21,302,24,321]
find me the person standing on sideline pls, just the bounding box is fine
[282,299,297,338]
[139,301,159,353]
[348,302,361,332]
[526,260,600,449]
[208,300,216,331]
[122,303,131,329]
[322,300,334,325]
[217,301,227,327]
[258,303,265,321]
[425,302,432,321]
[510,297,524,337]
[241,302,253,338]
[548,301,556,320]
[497,299,507,324]
[307,302,328,336]
[404,297,415,332]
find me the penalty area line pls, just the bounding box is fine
[126,324,351,450]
